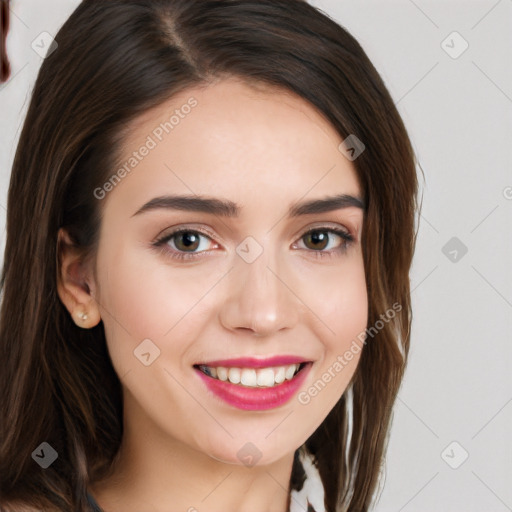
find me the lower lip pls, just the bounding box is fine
[194,363,312,411]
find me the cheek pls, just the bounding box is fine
[299,256,367,401]
[95,249,222,368]
[97,264,164,338]
[93,248,169,371]
[303,254,368,345]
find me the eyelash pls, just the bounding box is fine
[152,226,355,262]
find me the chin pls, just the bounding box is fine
[204,441,293,468]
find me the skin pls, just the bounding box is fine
[57,77,368,512]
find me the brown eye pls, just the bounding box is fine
[296,227,355,259]
[153,228,218,261]
[173,231,202,252]
[303,231,330,251]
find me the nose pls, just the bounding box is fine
[219,246,301,337]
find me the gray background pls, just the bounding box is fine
[1,1,511,510]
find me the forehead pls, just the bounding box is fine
[126,77,344,146]
[105,77,362,217]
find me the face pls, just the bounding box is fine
[85,78,367,466]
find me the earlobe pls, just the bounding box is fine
[56,228,101,329]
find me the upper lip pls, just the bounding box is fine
[195,356,311,368]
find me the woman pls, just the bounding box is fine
[0,1,420,511]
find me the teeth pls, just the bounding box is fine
[256,368,274,387]
[200,363,302,388]
[285,365,297,380]
[217,367,228,381]
[241,369,257,386]
[228,367,241,384]
[274,366,286,384]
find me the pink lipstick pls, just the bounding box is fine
[193,357,312,411]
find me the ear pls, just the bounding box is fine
[56,227,102,329]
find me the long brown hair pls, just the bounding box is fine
[0,1,420,510]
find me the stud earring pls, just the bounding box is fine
[78,311,89,321]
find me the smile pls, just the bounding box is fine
[196,363,305,388]
[193,360,313,411]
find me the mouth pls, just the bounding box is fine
[193,361,308,388]
[193,359,313,411]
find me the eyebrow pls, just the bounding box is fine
[131,193,365,218]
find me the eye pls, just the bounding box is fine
[153,228,217,261]
[152,225,355,262]
[294,227,355,258]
